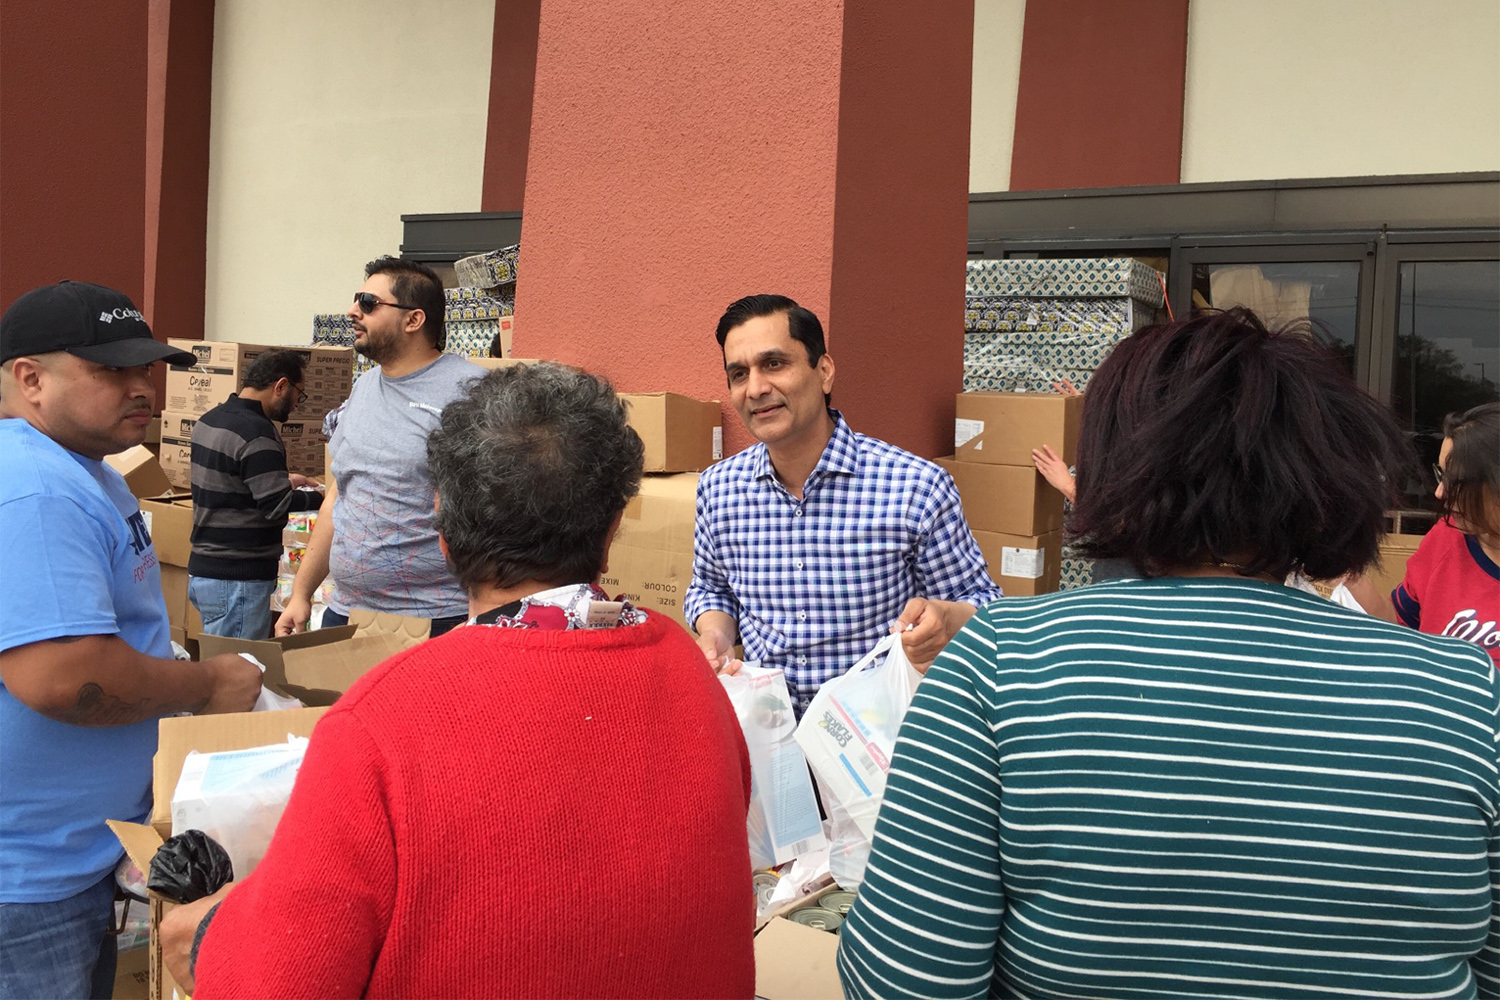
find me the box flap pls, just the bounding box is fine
[279,634,415,705]
[151,707,329,833]
[753,917,843,1000]
[106,820,166,875]
[105,445,173,499]
[349,609,431,642]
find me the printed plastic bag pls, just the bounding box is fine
[793,632,922,888]
[171,736,308,879]
[721,665,827,871]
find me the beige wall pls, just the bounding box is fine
[969,0,1027,192]
[205,0,494,344]
[1182,0,1500,183]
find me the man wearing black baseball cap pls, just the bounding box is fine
[0,281,262,1000]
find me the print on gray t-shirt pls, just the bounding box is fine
[326,352,478,618]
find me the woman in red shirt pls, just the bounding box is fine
[1392,402,1500,668]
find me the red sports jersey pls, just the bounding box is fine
[1393,519,1500,668]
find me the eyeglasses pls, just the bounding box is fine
[1433,463,1446,486]
[290,383,307,408]
[353,291,419,314]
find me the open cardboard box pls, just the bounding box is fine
[753,875,844,1000]
[195,610,428,707]
[108,707,329,1000]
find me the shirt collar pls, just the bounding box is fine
[751,409,859,484]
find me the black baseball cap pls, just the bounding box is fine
[0,281,196,367]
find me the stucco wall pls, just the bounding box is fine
[204,0,493,344]
[1182,0,1500,182]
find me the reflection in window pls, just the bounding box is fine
[1190,262,1361,373]
[1392,260,1500,511]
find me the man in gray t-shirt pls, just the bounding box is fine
[275,257,478,637]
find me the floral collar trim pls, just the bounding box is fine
[467,583,646,631]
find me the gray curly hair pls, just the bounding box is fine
[427,363,644,592]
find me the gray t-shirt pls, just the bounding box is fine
[327,352,478,618]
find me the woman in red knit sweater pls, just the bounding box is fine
[162,364,756,999]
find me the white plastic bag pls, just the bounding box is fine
[721,665,827,870]
[171,736,308,878]
[793,633,922,887]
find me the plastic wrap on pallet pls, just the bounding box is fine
[442,291,514,321]
[961,296,1157,393]
[965,257,1165,306]
[453,244,519,289]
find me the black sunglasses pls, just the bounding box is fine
[353,291,420,314]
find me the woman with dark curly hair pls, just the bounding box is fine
[1392,401,1500,668]
[838,309,1500,1000]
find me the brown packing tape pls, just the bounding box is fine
[618,393,722,473]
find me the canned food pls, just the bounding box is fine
[788,906,843,932]
[818,890,858,916]
[752,871,780,908]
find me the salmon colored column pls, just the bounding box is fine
[144,0,216,347]
[480,0,541,212]
[514,1,975,457]
[1010,0,1190,190]
[0,1,149,309]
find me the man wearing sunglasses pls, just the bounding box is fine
[274,257,475,638]
[187,350,325,639]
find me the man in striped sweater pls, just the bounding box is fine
[187,350,323,638]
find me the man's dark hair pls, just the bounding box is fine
[241,349,306,391]
[715,294,829,404]
[1440,401,1500,537]
[427,364,644,593]
[1069,307,1413,581]
[366,256,447,350]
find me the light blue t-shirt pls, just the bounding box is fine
[327,353,477,618]
[0,419,172,902]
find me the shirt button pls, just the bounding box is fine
[797,656,807,665]
[797,611,807,620]
[794,508,804,517]
[794,560,803,570]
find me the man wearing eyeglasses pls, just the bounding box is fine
[274,257,475,638]
[187,350,324,638]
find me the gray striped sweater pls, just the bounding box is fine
[837,578,1500,1000]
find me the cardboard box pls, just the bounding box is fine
[1363,530,1426,605]
[936,457,1063,537]
[165,340,353,418]
[753,878,842,1000]
[108,707,328,1000]
[972,529,1062,596]
[195,611,428,706]
[156,410,197,490]
[105,446,173,500]
[602,473,697,629]
[954,391,1083,467]
[158,565,204,637]
[113,944,149,999]
[620,393,723,473]
[141,496,193,568]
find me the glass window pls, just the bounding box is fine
[1391,260,1500,510]
[1190,261,1362,374]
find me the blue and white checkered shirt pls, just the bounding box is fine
[685,411,1003,714]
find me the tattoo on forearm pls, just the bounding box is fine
[57,683,208,727]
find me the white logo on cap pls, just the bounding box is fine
[98,308,144,324]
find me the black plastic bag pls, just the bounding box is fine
[147,829,234,903]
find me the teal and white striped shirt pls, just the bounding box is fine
[837,578,1500,1000]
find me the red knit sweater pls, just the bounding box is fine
[194,613,755,999]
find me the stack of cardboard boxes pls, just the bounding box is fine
[601,393,723,628]
[938,391,1082,597]
[158,340,354,489]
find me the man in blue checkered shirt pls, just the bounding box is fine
[685,294,1003,716]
